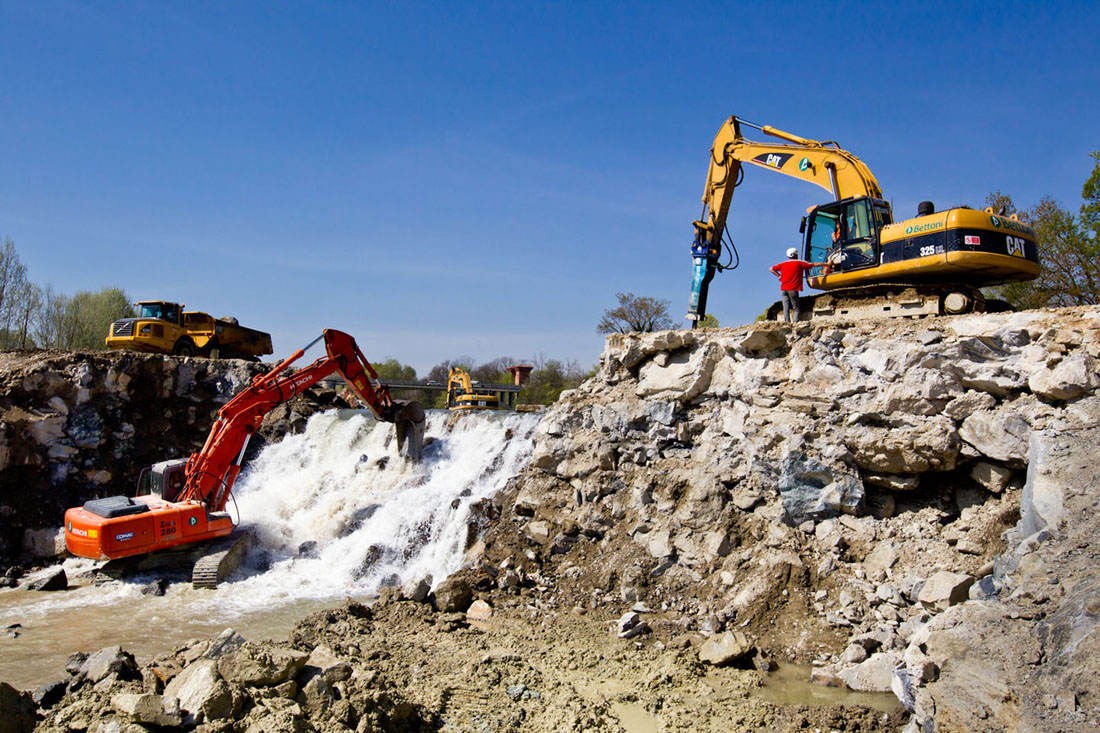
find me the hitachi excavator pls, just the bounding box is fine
[64,329,426,586]
[686,116,1041,324]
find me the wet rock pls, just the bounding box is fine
[838,651,902,693]
[23,567,67,591]
[216,644,309,688]
[0,682,36,732]
[111,693,183,727]
[433,576,473,612]
[140,578,170,596]
[400,575,432,603]
[165,660,232,724]
[698,631,754,666]
[79,645,139,684]
[917,571,974,612]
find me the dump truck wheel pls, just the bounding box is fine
[204,339,221,359]
[173,338,197,357]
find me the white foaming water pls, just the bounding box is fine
[218,408,540,609]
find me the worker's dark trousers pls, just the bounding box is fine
[780,290,800,322]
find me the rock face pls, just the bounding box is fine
[467,306,1100,729]
[0,349,341,566]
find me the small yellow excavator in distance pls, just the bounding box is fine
[686,116,1041,324]
[446,368,500,411]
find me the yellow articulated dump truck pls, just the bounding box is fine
[106,301,273,359]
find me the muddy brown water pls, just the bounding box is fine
[0,578,338,690]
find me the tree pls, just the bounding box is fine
[60,287,135,350]
[697,313,720,329]
[0,238,30,343]
[989,154,1100,309]
[597,292,676,334]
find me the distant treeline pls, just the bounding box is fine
[374,355,595,407]
[0,238,134,350]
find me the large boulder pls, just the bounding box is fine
[698,631,754,667]
[111,693,183,727]
[959,410,1031,467]
[216,644,309,688]
[778,451,864,524]
[165,659,233,724]
[23,567,67,591]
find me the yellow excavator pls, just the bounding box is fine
[446,367,500,411]
[686,116,1041,324]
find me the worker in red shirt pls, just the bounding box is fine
[770,247,827,323]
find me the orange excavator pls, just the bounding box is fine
[64,330,426,579]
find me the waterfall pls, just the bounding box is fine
[216,408,540,610]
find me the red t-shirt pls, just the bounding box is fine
[771,260,814,291]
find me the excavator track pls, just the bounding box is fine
[767,282,987,322]
[191,528,251,589]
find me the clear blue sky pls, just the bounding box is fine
[2,1,1097,374]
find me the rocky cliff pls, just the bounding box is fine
[464,305,1100,731]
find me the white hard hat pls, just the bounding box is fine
[786,248,798,258]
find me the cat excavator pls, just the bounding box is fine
[64,329,426,586]
[686,116,1041,325]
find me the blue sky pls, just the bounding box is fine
[2,1,1097,374]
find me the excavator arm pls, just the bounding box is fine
[180,329,425,511]
[687,116,883,324]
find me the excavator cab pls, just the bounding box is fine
[139,459,189,502]
[804,197,892,273]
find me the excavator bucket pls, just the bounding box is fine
[393,400,427,461]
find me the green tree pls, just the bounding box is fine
[990,154,1100,309]
[57,287,134,350]
[597,292,675,334]
[697,313,720,329]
